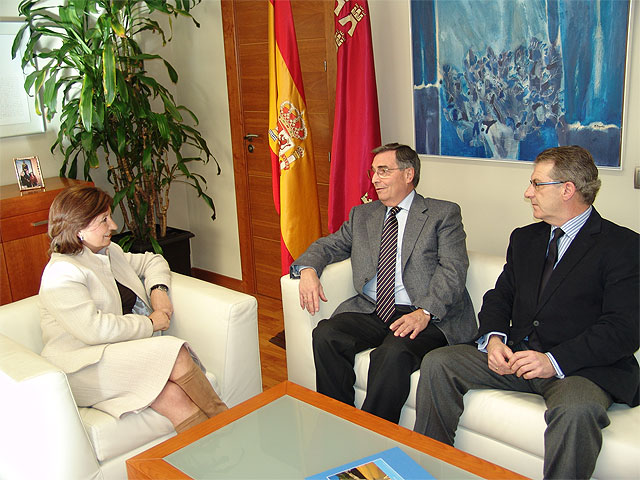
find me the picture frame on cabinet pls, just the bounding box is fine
[14,156,45,191]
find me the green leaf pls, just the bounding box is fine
[116,233,134,252]
[142,145,152,171]
[23,70,39,94]
[138,75,161,94]
[115,70,129,103]
[102,41,116,106]
[111,19,126,37]
[155,114,170,140]
[11,23,29,59]
[112,1,126,13]
[112,187,128,208]
[43,77,63,118]
[116,125,126,156]
[130,53,162,61]
[150,237,163,254]
[79,74,94,131]
[67,153,79,178]
[163,59,178,83]
[93,95,104,130]
[160,92,182,121]
[81,131,92,152]
[33,65,49,96]
[86,149,99,168]
[66,4,83,28]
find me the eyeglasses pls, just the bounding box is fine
[529,180,566,190]
[367,166,406,179]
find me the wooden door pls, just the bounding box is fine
[222,0,335,299]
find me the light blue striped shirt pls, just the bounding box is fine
[478,207,593,378]
[549,206,592,266]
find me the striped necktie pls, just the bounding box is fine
[376,206,401,322]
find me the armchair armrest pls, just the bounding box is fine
[281,259,356,390]
[0,335,100,480]
[167,272,262,407]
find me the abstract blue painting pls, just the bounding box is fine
[411,0,630,167]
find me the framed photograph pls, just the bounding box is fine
[14,156,45,191]
[411,0,631,167]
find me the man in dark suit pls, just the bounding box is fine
[413,145,639,479]
[291,143,477,423]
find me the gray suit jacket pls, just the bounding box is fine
[293,192,477,345]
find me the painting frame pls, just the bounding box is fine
[0,20,47,138]
[14,156,45,191]
[410,0,633,169]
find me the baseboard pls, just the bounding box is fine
[191,268,246,293]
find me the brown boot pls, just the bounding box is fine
[174,409,208,433]
[174,362,229,418]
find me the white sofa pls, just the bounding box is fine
[281,251,640,479]
[0,272,262,480]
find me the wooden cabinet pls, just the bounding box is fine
[0,177,92,305]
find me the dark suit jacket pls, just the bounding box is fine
[293,192,477,345]
[478,208,639,406]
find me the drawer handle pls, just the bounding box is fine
[31,220,49,227]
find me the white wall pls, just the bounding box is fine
[370,0,640,257]
[171,0,242,279]
[2,0,639,278]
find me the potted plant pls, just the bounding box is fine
[12,0,219,268]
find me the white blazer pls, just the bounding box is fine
[39,242,171,373]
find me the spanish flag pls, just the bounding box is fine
[268,0,322,275]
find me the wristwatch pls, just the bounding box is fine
[150,284,169,293]
[423,309,438,320]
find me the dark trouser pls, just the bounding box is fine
[312,306,447,423]
[414,344,613,480]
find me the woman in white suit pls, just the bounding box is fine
[39,185,227,433]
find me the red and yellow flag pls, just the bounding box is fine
[329,0,381,232]
[268,0,322,275]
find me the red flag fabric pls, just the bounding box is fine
[328,0,382,233]
[268,0,322,275]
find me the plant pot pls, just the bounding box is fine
[112,226,195,276]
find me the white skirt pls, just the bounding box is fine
[67,335,203,418]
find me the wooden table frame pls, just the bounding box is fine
[126,381,526,479]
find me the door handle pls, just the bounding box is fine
[244,134,259,153]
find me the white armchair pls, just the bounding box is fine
[0,272,262,480]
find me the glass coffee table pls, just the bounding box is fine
[127,381,525,479]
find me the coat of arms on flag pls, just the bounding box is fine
[269,100,307,171]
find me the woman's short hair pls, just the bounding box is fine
[535,145,601,205]
[371,143,421,187]
[48,185,113,254]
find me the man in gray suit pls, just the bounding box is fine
[291,143,476,423]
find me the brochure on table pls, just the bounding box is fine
[305,446,435,480]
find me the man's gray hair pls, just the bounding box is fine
[372,143,421,187]
[535,145,601,205]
